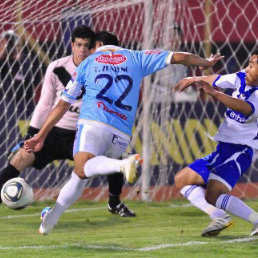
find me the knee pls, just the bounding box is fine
[73,152,95,180]
[10,149,34,170]
[205,191,219,206]
[74,167,87,180]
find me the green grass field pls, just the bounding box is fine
[0,200,258,257]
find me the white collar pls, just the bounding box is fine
[95,45,123,52]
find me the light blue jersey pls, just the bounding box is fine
[62,46,172,136]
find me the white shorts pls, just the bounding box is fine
[73,119,130,158]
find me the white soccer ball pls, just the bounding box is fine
[1,178,33,210]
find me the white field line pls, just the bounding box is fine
[0,207,105,219]
[0,237,256,252]
[170,203,193,208]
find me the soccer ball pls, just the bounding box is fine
[1,178,33,210]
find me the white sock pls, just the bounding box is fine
[216,194,258,224]
[180,185,226,219]
[44,172,88,227]
[84,156,124,178]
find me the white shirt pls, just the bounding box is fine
[30,55,81,131]
[213,71,258,149]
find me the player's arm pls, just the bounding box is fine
[24,100,71,153]
[175,74,218,92]
[24,78,83,152]
[30,62,58,129]
[194,80,253,115]
[30,65,71,130]
[171,52,223,69]
[8,62,59,158]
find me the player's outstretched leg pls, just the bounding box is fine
[38,172,88,235]
[83,154,143,183]
[175,167,230,236]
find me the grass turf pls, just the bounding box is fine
[0,200,258,257]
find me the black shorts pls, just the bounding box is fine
[32,127,76,169]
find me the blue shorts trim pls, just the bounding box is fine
[189,142,253,189]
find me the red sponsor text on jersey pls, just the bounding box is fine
[96,54,127,65]
[145,50,161,54]
[97,101,127,120]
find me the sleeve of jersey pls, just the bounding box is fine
[30,61,56,128]
[137,50,173,77]
[61,80,82,104]
[212,73,239,89]
[245,91,258,117]
[61,64,85,104]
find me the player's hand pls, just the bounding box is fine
[199,53,224,70]
[175,77,197,92]
[24,134,44,153]
[194,80,215,96]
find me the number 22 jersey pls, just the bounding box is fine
[62,45,173,136]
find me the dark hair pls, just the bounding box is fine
[71,25,95,48]
[251,48,258,63]
[94,31,119,47]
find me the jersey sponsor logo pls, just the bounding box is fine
[97,101,127,120]
[145,50,161,55]
[226,109,246,123]
[112,135,127,148]
[96,54,127,65]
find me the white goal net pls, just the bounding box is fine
[0,0,257,201]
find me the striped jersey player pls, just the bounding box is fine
[174,49,258,237]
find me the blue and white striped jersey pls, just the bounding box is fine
[62,45,173,136]
[212,71,258,149]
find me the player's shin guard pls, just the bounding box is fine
[0,164,20,203]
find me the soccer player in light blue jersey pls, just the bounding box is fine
[174,48,258,237]
[25,31,223,235]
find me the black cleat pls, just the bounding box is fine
[108,202,136,217]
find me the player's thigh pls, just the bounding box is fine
[73,123,108,157]
[208,142,253,192]
[174,166,205,190]
[10,148,35,171]
[32,128,75,169]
